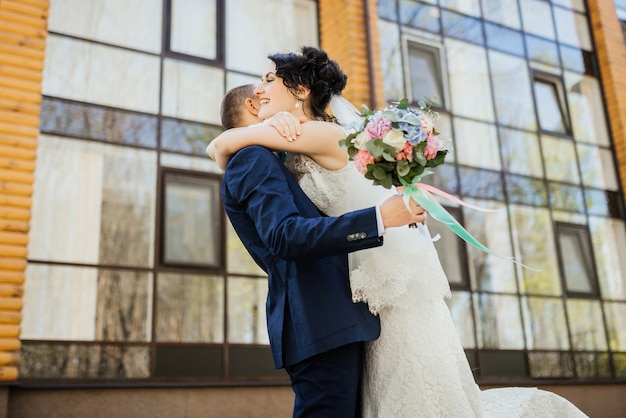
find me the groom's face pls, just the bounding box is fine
[255,62,295,120]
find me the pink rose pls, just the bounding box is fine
[365,114,392,139]
[423,137,440,160]
[354,149,376,174]
[395,141,414,162]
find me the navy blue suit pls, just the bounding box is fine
[222,146,382,416]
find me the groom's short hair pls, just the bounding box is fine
[220,84,256,130]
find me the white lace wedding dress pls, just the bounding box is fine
[285,153,589,418]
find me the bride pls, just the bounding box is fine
[208,46,589,417]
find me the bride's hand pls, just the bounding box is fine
[266,111,306,142]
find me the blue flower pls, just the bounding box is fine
[398,122,427,145]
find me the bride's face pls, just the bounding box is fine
[254,62,297,120]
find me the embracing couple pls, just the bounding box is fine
[207,47,589,418]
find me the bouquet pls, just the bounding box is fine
[339,98,535,270]
[338,98,450,189]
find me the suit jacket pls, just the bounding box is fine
[222,146,382,368]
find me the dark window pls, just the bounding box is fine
[406,41,446,108]
[429,206,470,288]
[555,222,598,296]
[161,170,224,269]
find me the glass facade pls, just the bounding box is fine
[378,0,626,380]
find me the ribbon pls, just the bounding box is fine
[400,171,538,271]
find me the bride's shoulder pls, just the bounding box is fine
[303,120,346,136]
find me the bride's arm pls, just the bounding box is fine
[207,121,347,171]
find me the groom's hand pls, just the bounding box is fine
[379,194,426,228]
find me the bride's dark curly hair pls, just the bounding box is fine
[268,46,347,122]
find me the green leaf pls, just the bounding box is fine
[414,152,427,166]
[397,98,409,110]
[382,110,399,122]
[372,166,387,181]
[366,139,385,157]
[396,160,410,177]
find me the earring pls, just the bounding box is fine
[295,102,300,109]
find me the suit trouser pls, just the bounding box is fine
[285,342,365,418]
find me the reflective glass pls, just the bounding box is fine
[156,273,224,343]
[459,167,504,201]
[509,205,561,295]
[525,35,560,67]
[162,59,224,125]
[227,221,266,276]
[475,293,525,349]
[43,35,161,114]
[40,98,158,148]
[161,118,222,156]
[170,0,217,60]
[552,0,586,12]
[541,136,580,184]
[556,224,596,293]
[228,277,270,344]
[225,0,318,74]
[585,189,623,218]
[574,353,612,378]
[448,291,476,348]
[567,299,608,350]
[20,344,150,379]
[379,20,405,102]
[442,9,484,45]
[378,0,398,21]
[439,0,481,17]
[163,174,222,267]
[399,1,441,33]
[28,136,157,267]
[549,182,585,212]
[616,353,626,378]
[22,265,153,342]
[505,174,548,207]
[534,79,569,134]
[453,118,500,170]
[47,0,162,53]
[429,207,466,286]
[445,39,494,121]
[489,51,536,130]
[604,302,626,351]
[589,217,626,300]
[461,199,517,292]
[528,352,574,378]
[499,128,543,177]
[553,7,592,50]
[519,0,556,40]
[560,45,586,73]
[485,23,525,57]
[522,297,569,349]
[565,72,610,146]
[480,0,521,29]
[577,144,619,191]
[407,43,445,106]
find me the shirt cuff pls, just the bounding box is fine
[375,205,385,236]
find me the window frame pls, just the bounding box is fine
[402,36,450,111]
[532,71,572,136]
[554,221,600,298]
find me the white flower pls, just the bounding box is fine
[351,131,371,150]
[382,129,406,151]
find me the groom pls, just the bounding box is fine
[218,86,426,417]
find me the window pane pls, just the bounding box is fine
[485,23,525,57]
[43,35,161,114]
[229,347,286,377]
[378,0,398,21]
[480,0,521,29]
[28,136,157,267]
[459,167,504,201]
[505,174,549,207]
[453,118,500,170]
[461,199,517,293]
[522,297,569,349]
[429,207,467,286]
[399,1,441,33]
[519,0,556,39]
[40,98,158,148]
[526,35,560,67]
[556,224,596,294]
[155,346,222,377]
[604,302,626,351]
[161,118,222,156]
[19,344,150,379]
[549,182,584,212]
[577,145,619,191]
[574,353,612,378]
[163,174,221,267]
[509,205,561,295]
[448,291,476,348]
[170,0,217,60]
[528,352,574,378]
[162,59,224,125]
[489,51,536,130]
[553,7,592,50]
[589,217,626,300]
[567,299,608,350]
[228,277,270,344]
[553,0,586,12]
[534,79,568,134]
[227,221,266,276]
[446,39,494,121]
[442,9,484,45]
[499,129,543,177]
[23,265,152,342]
[565,72,610,145]
[156,273,224,343]
[379,20,405,102]
[541,136,580,184]
[439,0,481,17]
[48,0,162,53]
[475,294,524,349]
[407,42,444,107]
